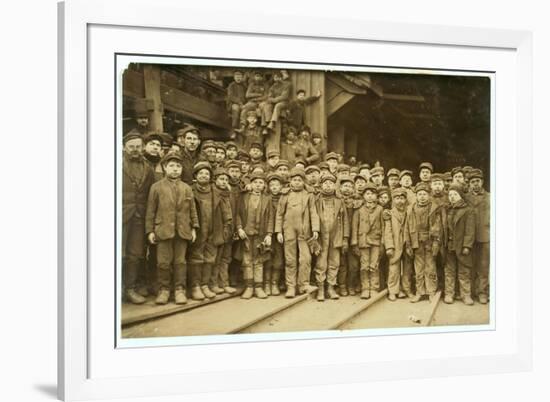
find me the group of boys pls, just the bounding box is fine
[122,118,490,307]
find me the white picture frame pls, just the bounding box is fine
[58,0,533,400]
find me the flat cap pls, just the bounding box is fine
[143,132,163,145]
[275,159,290,169]
[289,167,306,180]
[249,141,263,150]
[312,132,322,139]
[215,142,226,150]
[325,152,339,161]
[337,164,351,173]
[176,124,200,137]
[294,157,307,166]
[391,188,408,198]
[430,173,445,182]
[201,140,216,150]
[305,165,321,174]
[387,168,400,178]
[318,161,330,170]
[354,174,368,182]
[320,173,337,183]
[193,161,212,176]
[370,166,385,176]
[468,168,484,180]
[419,162,434,172]
[249,172,266,182]
[266,149,280,158]
[237,150,251,161]
[225,141,238,149]
[443,172,452,181]
[448,183,465,199]
[377,186,391,197]
[224,160,241,170]
[159,133,174,147]
[213,167,229,178]
[266,172,283,183]
[363,182,379,193]
[339,175,355,186]
[451,167,464,177]
[414,182,431,194]
[399,170,413,180]
[123,129,143,144]
[161,152,183,165]
[359,163,371,171]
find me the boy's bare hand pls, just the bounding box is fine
[386,248,395,258]
[147,232,157,245]
[238,228,248,240]
[191,228,196,243]
[264,235,272,246]
[277,233,284,244]
[406,245,414,257]
[432,242,440,257]
[461,247,471,256]
[312,231,319,240]
[352,246,361,256]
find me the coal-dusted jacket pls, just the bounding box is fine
[145,178,199,241]
[236,192,274,238]
[192,184,233,247]
[446,199,476,267]
[466,189,490,243]
[383,207,408,264]
[404,201,442,250]
[351,202,384,248]
[275,189,320,239]
[315,194,349,248]
[122,155,155,224]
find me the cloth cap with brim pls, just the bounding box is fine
[339,175,354,186]
[177,124,200,138]
[193,161,212,176]
[294,158,307,166]
[305,165,321,174]
[443,172,452,181]
[249,142,263,150]
[370,166,385,176]
[468,168,484,180]
[320,173,337,183]
[143,132,163,145]
[249,172,266,182]
[463,166,474,173]
[225,141,238,150]
[337,164,351,173]
[300,125,311,134]
[451,167,464,177]
[350,167,359,173]
[237,151,251,162]
[159,133,174,147]
[448,183,465,199]
[354,174,368,183]
[399,170,413,180]
[123,129,143,144]
[378,186,391,197]
[414,182,431,194]
[391,188,408,198]
[266,172,283,183]
[318,161,329,170]
[387,168,400,178]
[430,173,445,182]
[161,152,183,165]
[312,132,322,139]
[201,140,216,151]
[246,110,258,117]
[213,167,229,178]
[225,160,241,170]
[289,167,306,180]
[275,160,290,169]
[325,152,339,162]
[419,162,434,172]
[266,149,280,159]
[359,163,371,171]
[363,183,378,193]
[215,142,226,151]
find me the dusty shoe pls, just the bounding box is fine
[267,121,275,130]
[339,285,349,297]
[317,284,325,302]
[285,287,296,298]
[360,289,371,299]
[174,287,187,305]
[126,288,146,304]
[397,291,407,299]
[155,289,170,305]
[301,284,318,294]
[410,294,422,303]
[136,285,149,298]
[201,286,216,299]
[241,287,254,299]
[479,294,488,304]
[463,295,474,305]
[223,286,237,294]
[271,282,281,296]
[388,293,397,301]
[255,286,268,299]
[327,285,340,300]
[349,287,357,296]
[264,283,272,296]
[444,295,454,304]
[191,286,205,301]
[211,285,225,295]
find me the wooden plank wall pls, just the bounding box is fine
[291,70,326,140]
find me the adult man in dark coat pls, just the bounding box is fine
[122,131,155,304]
[176,124,202,185]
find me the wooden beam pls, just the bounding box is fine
[143,65,163,132]
[382,93,426,102]
[327,92,355,116]
[326,73,367,95]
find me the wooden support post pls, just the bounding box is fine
[143,64,164,133]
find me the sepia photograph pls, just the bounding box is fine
[117,57,492,344]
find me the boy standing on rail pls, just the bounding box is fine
[264,173,285,296]
[275,168,320,298]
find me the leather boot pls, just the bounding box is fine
[241,286,254,299]
[191,286,205,301]
[360,271,370,299]
[223,286,237,294]
[410,294,422,303]
[155,288,170,305]
[444,294,454,304]
[317,282,325,301]
[201,285,216,299]
[264,282,271,296]
[255,285,267,299]
[211,285,225,294]
[479,294,488,304]
[348,286,357,296]
[285,287,296,298]
[136,285,149,298]
[463,295,474,305]
[174,287,187,304]
[388,293,397,301]
[271,270,281,296]
[339,285,348,297]
[126,288,146,304]
[327,284,339,300]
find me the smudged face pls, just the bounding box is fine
[340,181,355,196]
[249,147,263,160]
[251,178,265,193]
[431,179,444,194]
[124,138,143,160]
[234,72,243,83]
[226,146,238,160]
[448,189,462,204]
[136,117,149,127]
[400,175,412,188]
[379,193,390,207]
[268,179,282,195]
[327,158,338,172]
[276,165,289,180]
[240,162,250,174]
[195,168,211,185]
[393,195,407,209]
[470,177,483,193]
[215,174,229,190]
[306,170,320,185]
[290,175,305,191]
[371,174,383,186]
[203,146,216,162]
[144,140,161,156]
[452,172,465,184]
[215,149,226,163]
[416,190,430,204]
[419,168,432,182]
[163,160,182,179]
[182,132,200,152]
[354,178,368,194]
[321,179,336,193]
[267,155,279,168]
[228,167,241,180]
[388,176,400,189]
[363,190,378,203]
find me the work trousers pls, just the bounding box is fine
[338,252,360,291]
[413,240,438,296]
[230,103,241,128]
[387,252,414,296]
[284,235,312,291]
[473,242,490,297]
[211,241,232,289]
[264,239,284,284]
[314,233,340,285]
[260,101,288,125]
[445,249,472,299]
[156,236,188,290]
[242,235,264,285]
[359,246,381,291]
[123,215,146,290]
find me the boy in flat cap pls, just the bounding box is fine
[142,132,165,182]
[188,162,233,300]
[296,125,320,165]
[226,70,247,129]
[418,162,433,183]
[261,70,292,130]
[325,152,340,176]
[237,110,264,152]
[387,168,401,191]
[201,140,219,170]
[305,165,322,194]
[405,182,442,303]
[239,70,267,126]
[451,167,468,193]
[377,186,392,286]
[358,164,371,181]
[145,153,199,305]
[225,160,246,287]
[353,174,369,198]
[225,141,238,161]
[430,173,450,289]
[287,88,322,131]
[370,165,385,188]
[311,132,325,161]
[275,168,320,297]
[264,173,285,296]
[443,172,453,191]
[337,175,362,296]
[122,132,155,304]
[280,126,300,165]
[265,149,280,173]
[236,172,273,299]
[399,170,416,205]
[274,159,291,184]
[176,125,202,185]
[132,98,152,134]
[351,183,384,299]
[215,142,227,166]
[465,169,490,304]
[210,168,237,295]
[444,184,476,305]
[314,173,349,301]
[383,188,414,300]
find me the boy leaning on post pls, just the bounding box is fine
[145,152,199,305]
